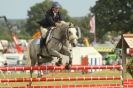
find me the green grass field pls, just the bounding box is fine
[0,69,132,87]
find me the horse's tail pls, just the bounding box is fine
[28,39,34,60]
[28,39,39,66]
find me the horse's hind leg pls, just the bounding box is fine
[37,56,43,77]
[28,70,33,86]
[29,59,36,86]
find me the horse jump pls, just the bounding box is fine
[0,65,124,88]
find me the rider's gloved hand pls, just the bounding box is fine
[55,21,66,27]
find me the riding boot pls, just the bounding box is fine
[38,37,45,56]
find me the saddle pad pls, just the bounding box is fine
[35,38,40,45]
[46,28,53,44]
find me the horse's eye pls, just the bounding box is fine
[68,31,72,34]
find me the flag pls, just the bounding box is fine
[89,15,96,45]
[89,15,95,34]
[12,33,23,53]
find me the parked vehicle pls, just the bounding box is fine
[3,53,25,66]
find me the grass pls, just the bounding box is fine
[0,69,132,87]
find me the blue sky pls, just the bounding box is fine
[0,0,97,19]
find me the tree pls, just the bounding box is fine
[0,27,11,40]
[72,15,95,43]
[90,0,133,39]
[26,0,71,35]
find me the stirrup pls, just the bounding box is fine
[37,52,41,57]
[37,53,42,60]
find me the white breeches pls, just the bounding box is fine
[40,26,48,38]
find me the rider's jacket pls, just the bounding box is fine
[38,9,63,28]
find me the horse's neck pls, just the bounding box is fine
[52,27,66,39]
[63,40,72,48]
[52,28,61,38]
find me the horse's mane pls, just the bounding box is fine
[56,21,74,29]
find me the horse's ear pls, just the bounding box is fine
[69,23,73,27]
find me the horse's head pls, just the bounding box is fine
[55,21,80,47]
[65,23,79,47]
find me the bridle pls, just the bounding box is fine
[50,26,75,43]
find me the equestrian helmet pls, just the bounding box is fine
[52,2,61,8]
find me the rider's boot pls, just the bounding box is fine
[38,37,45,57]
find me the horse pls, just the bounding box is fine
[29,22,79,79]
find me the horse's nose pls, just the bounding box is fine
[72,43,76,47]
[72,39,78,47]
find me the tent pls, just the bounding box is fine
[72,47,102,72]
[93,43,115,53]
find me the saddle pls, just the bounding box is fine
[39,27,55,56]
[42,27,55,46]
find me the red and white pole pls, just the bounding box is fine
[0,65,122,71]
[127,48,133,54]
[0,76,121,82]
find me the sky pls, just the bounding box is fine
[0,0,97,19]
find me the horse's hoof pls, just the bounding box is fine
[65,64,71,70]
[37,75,42,78]
[55,60,62,66]
[55,62,61,66]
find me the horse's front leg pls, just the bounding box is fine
[61,45,72,56]
[61,46,72,69]
[48,49,65,66]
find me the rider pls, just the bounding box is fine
[38,1,64,56]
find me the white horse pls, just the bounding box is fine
[29,22,79,80]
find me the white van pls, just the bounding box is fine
[3,53,25,66]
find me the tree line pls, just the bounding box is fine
[0,0,132,43]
